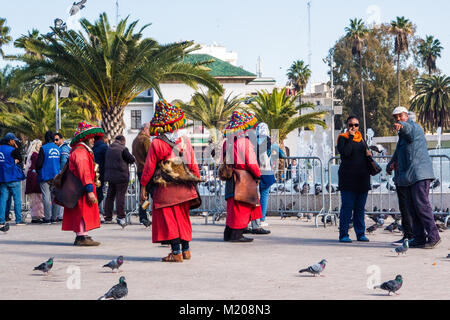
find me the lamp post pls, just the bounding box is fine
[324,55,336,158]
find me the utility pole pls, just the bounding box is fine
[55,83,61,132]
[324,54,336,158]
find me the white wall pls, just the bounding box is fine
[123,103,154,150]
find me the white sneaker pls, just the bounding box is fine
[261,221,269,227]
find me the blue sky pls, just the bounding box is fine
[1,0,449,85]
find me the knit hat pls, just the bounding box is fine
[224,111,258,136]
[150,99,187,136]
[70,121,104,147]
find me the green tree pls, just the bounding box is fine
[0,87,83,140]
[14,29,43,58]
[410,75,449,132]
[179,90,242,143]
[345,18,369,137]
[332,23,419,137]
[0,18,11,58]
[14,13,222,140]
[417,35,443,76]
[248,88,327,148]
[390,16,414,106]
[286,60,311,94]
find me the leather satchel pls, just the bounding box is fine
[233,169,260,206]
[362,138,382,176]
[53,168,85,209]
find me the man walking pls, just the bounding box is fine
[54,133,70,221]
[132,123,152,227]
[36,131,61,224]
[104,136,135,227]
[0,133,26,228]
[389,107,440,249]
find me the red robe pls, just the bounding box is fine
[224,136,262,229]
[141,137,200,243]
[62,143,101,233]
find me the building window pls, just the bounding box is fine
[131,110,142,130]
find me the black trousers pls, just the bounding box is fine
[104,182,128,220]
[396,186,414,239]
[224,226,244,241]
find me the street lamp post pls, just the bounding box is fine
[324,55,336,158]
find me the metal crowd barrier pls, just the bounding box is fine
[270,157,326,226]
[326,155,450,228]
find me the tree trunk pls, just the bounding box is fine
[397,52,401,107]
[360,54,367,140]
[101,106,125,142]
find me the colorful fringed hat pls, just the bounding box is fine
[70,121,104,147]
[150,99,187,136]
[224,111,258,136]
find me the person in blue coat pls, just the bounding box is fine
[388,107,440,249]
[0,133,26,227]
[36,131,61,224]
[54,133,71,169]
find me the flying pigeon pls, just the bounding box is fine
[103,256,124,272]
[392,239,409,255]
[374,275,403,295]
[34,257,54,275]
[0,223,10,233]
[299,259,327,277]
[98,276,128,300]
[69,0,87,16]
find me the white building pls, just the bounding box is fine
[122,50,276,150]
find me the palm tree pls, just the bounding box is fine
[178,90,242,143]
[14,13,222,140]
[248,88,327,148]
[286,60,311,95]
[0,87,83,140]
[410,75,449,132]
[345,18,369,138]
[14,29,43,58]
[390,16,414,106]
[417,35,443,76]
[0,18,11,58]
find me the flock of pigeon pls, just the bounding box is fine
[297,259,403,295]
[33,256,127,300]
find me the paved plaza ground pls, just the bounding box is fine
[0,215,449,300]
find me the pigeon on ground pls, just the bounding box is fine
[103,256,124,272]
[314,184,322,195]
[298,259,327,277]
[436,223,447,233]
[300,183,310,195]
[366,223,379,234]
[386,182,396,192]
[0,223,10,233]
[374,275,403,295]
[385,222,399,233]
[293,184,300,193]
[430,179,440,190]
[69,0,87,16]
[98,276,128,300]
[392,239,409,255]
[34,257,54,275]
[117,218,127,229]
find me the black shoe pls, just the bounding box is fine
[42,219,52,225]
[392,237,410,246]
[423,238,441,249]
[5,215,11,222]
[57,218,63,222]
[408,239,426,248]
[243,228,252,234]
[231,236,254,243]
[31,219,43,224]
[141,219,152,228]
[51,219,59,224]
[252,228,271,235]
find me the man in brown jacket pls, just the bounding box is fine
[132,123,152,227]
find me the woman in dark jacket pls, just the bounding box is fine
[337,116,371,243]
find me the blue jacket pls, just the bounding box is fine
[388,120,435,187]
[59,142,71,168]
[0,145,26,183]
[38,143,61,182]
[93,139,108,181]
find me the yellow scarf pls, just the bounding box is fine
[338,130,362,143]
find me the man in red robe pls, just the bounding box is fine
[62,121,104,246]
[223,111,262,242]
[140,100,201,263]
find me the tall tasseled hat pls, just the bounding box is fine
[224,110,258,136]
[150,99,187,136]
[70,121,104,147]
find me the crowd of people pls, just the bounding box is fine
[0,99,443,259]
